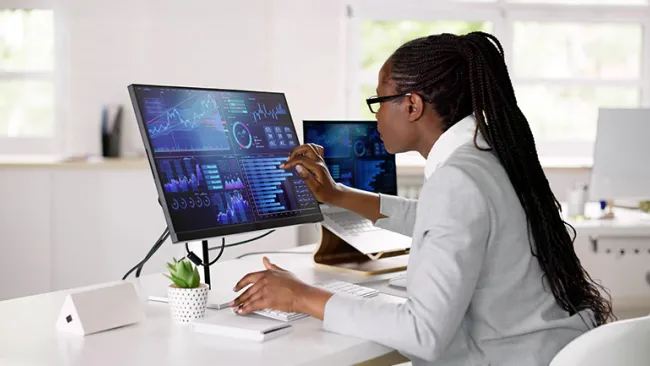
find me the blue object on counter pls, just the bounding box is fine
[600,200,607,210]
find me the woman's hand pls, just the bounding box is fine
[230,257,333,320]
[280,143,344,205]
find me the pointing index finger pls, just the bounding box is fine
[288,144,321,161]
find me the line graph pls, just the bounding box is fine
[224,175,245,189]
[252,102,287,122]
[160,158,209,193]
[145,90,231,152]
[212,190,252,225]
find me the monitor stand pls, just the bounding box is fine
[201,240,211,289]
[313,226,409,275]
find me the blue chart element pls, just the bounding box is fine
[252,103,287,122]
[305,125,350,158]
[264,125,296,149]
[160,158,207,193]
[213,190,251,225]
[200,163,223,191]
[241,157,293,214]
[232,121,252,149]
[354,140,366,157]
[146,91,231,152]
[293,180,315,207]
[144,98,165,115]
[356,160,391,192]
[224,176,245,189]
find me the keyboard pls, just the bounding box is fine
[253,280,379,322]
[325,211,381,235]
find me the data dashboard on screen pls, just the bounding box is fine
[303,121,397,196]
[129,85,322,242]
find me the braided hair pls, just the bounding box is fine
[388,32,613,326]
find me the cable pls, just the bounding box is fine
[208,230,276,251]
[208,238,225,266]
[183,238,226,266]
[122,226,274,281]
[122,227,169,280]
[182,230,277,268]
[135,229,169,277]
[133,229,168,277]
[236,251,311,260]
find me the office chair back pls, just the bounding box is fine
[550,315,650,366]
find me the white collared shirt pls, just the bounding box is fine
[324,115,592,365]
[424,114,486,180]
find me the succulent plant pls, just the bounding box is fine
[165,258,201,288]
[640,201,650,213]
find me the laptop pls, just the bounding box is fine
[303,120,411,255]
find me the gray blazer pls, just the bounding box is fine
[323,142,591,366]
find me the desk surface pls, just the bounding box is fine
[567,204,650,235]
[0,247,407,366]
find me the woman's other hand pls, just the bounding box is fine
[230,257,333,320]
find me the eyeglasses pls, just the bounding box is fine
[365,93,412,114]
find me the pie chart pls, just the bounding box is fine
[354,140,366,157]
[232,121,252,149]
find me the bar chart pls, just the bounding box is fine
[241,157,295,215]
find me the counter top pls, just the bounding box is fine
[0,155,149,169]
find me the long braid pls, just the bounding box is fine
[390,32,613,326]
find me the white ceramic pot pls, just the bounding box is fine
[167,283,209,323]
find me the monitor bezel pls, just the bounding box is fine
[302,120,398,196]
[128,84,323,243]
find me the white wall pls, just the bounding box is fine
[59,0,347,157]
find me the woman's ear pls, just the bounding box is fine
[407,93,425,121]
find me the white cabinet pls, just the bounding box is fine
[0,171,53,299]
[571,219,650,319]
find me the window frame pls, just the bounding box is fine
[347,0,650,161]
[0,0,66,155]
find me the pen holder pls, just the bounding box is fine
[100,104,123,158]
[168,284,209,323]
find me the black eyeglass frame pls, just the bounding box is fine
[365,93,412,114]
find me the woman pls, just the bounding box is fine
[230,32,612,365]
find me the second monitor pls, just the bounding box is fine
[303,120,410,255]
[302,120,397,195]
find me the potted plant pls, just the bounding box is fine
[165,258,208,323]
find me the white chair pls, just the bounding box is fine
[550,315,650,366]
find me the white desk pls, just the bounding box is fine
[0,246,407,366]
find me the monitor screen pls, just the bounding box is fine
[302,121,397,196]
[129,84,322,243]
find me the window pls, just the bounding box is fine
[0,4,57,153]
[357,20,493,121]
[348,0,650,160]
[513,21,644,154]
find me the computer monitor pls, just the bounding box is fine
[302,120,397,195]
[590,108,650,201]
[128,84,323,243]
